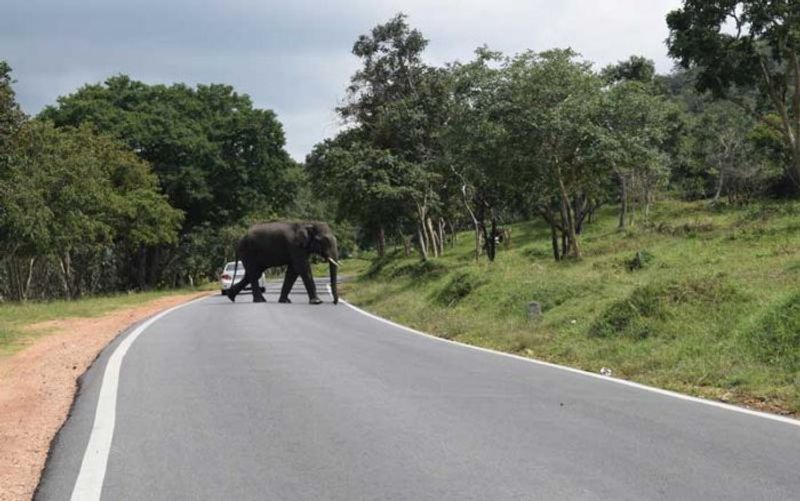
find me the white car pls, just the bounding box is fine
[219,261,266,295]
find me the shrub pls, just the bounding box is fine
[434,270,487,306]
[590,276,742,340]
[747,293,800,372]
[392,260,447,280]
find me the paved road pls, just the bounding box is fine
[37,282,800,500]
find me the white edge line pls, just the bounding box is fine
[70,295,209,501]
[327,285,800,428]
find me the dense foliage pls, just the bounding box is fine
[307,12,791,264]
[2,1,798,299]
[0,66,299,298]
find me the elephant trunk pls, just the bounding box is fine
[329,259,339,305]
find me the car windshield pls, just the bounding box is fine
[224,263,243,272]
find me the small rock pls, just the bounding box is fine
[527,301,542,319]
[600,367,613,377]
[570,319,577,325]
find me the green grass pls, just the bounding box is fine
[0,287,209,356]
[343,200,800,414]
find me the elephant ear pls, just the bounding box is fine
[296,224,318,250]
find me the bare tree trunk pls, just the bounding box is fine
[713,164,724,203]
[402,235,412,257]
[550,223,560,261]
[446,219,457,248]
[557,172,582,259]
[417,225,429,261]
[618,173,628,229]
[23,257,36,301]
[437,218,445,255]
[59,252,72,299]
[426,217,439,258]
[459,185,481,261]
[376,225,386,258]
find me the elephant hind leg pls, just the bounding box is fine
[227,274,247,302]
[250,268,267,303]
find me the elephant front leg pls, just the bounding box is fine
[294,258,322,304]
[279,266,298,303]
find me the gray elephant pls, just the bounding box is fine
[226,221,340,305]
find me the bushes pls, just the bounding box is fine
[590,276,743,340]
[434,270,487,306]
[747,294,800,372]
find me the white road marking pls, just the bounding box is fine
[329,286,800,428]
[70,296,208,501]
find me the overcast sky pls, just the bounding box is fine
[2,0,683,160]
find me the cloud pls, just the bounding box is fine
[2,0,684,160]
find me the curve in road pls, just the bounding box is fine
[37,282,800,500]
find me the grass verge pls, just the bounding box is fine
[343,200,800,415]
[0,286,212,356]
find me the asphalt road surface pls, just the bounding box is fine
[37,281,800,500]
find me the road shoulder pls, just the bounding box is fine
[0,291,211,501]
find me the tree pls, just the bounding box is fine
[445,47,515,261]
[0,121,181,299]
[40,76,295,230]
[40,76,295,285]
[667,1,800,187]
[328,13,451,259]
[601,55,656,84]
[604,81,675,227]
[695,101,773,203]
[504,49,609,259]
[0,61,25,160]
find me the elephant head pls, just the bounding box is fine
[301,222,340,304]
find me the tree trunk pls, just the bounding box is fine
[402,235,412,257]
[376,225,386,258]
[59,252,72,299]
[618,173,628,229]
[23,257,36,301]
[550,223,561,261]
[713,165,724,203]
[137,244,147,290]
[437,218,446,255]
[426,217,439,258]
[447,219,457,247]
[417,225,429,261]
[557,174,581,259]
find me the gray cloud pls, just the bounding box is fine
[2,0,683,160]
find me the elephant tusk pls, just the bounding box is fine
[327,257,341,267]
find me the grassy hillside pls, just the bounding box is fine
[342,200,800,415]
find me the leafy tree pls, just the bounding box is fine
[0,121,181,299]
[603,81,676,227]
[695,101,776,203]
[445,47,515,261]
[327,13,451,258]
[40,76,295,230]
[504,49,609,259]
[0,61,25,160]
[602,55,656,84]
[667,1,800,187]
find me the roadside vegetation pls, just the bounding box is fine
[0,286,212,355]
[344,200,800,415]
[1,2,798,411]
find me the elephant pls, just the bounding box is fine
[226,221,340,305]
